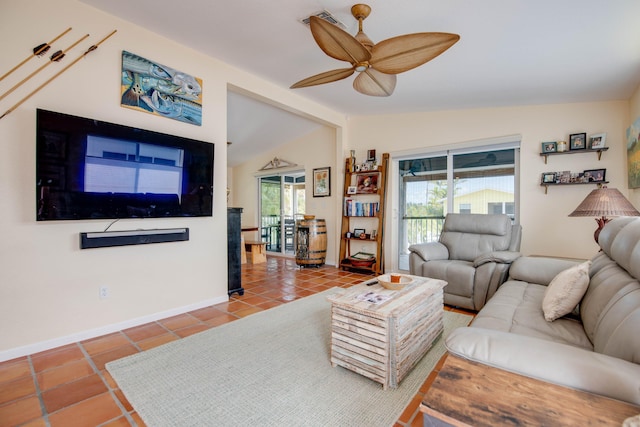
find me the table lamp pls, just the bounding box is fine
[568,186,640,243]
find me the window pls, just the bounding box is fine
[489,202,514,217]
[397,140,519,270]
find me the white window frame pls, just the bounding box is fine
[388,135,521,273]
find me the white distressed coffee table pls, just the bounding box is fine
[327,275,446,389]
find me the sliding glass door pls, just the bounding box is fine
[259,172,305,256]
[398,145,518,270]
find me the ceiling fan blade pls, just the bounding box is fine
[353,69,396,97]
[370,32,460,74]
[309,16,371,64]
[290,67,355,89]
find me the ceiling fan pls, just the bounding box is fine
[291,4,460,97]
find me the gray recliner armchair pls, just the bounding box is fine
[408,213,521,311]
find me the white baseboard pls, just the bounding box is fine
[0,295,229,362]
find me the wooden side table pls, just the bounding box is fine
[240,226,259,265]
[420,355,640,426]
[327,276,447,389]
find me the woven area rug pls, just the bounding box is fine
[107,288,472,427]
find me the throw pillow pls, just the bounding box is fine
[542,260,591,322]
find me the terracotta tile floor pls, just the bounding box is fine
[0,257,473,427]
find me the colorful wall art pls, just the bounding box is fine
[121,51,202,125]
[627,116,640,189]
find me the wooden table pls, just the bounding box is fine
[327,276,447,389]
[420,355,640,426]
[240,226,259,264]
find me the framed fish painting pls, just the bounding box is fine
[121,51,203,126]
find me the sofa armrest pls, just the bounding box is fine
[446,327,640,406]
[408,242,449,262]
[473,250,521,267]
[508,256,581,286]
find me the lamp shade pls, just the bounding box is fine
[569,187,640,218]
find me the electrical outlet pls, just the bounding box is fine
[99,286,109,299]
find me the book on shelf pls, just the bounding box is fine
[343,198,379,217]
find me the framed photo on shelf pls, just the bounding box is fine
[356,172,379,194]
[541,172,557,184]
[541,142,557,153]
[367,149,376,161]
[558,170,571,184]
[347,185,357,195]
[312,167,331,197]
[353,228,365,238]
[589,133,607,149]
[583,168,606,182]
[569,133,587,150]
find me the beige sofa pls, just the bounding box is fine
[446,216,640,406]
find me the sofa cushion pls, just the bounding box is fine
[439,214,513,262]
[580,218,640,364]
[446,327,640,406]
[598,216,640,280]
[422,259,475,299]
[471,281,593,350]
[542,261,591,321]
[509,256,581,287]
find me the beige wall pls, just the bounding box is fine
[0,0,344,360]
[346,101,633,264]
[230,126,339,264]
[231,100,636,271]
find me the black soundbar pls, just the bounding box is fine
[80,228,189,249]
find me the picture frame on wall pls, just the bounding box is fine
[627,116,640,188]
[121,51,203,126]
[569,133,587,150]
[589,133,607,150]
[313,167,331,197]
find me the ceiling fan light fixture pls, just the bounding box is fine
[291,4,460,97]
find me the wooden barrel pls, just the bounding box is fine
[295,219,327,267]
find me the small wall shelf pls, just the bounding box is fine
[540,147,608,164]
[541,181,609,194]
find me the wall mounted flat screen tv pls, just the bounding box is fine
[36,109,214,221]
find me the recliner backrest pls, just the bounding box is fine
[439,213,518,262]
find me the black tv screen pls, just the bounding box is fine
[36,109,214,221]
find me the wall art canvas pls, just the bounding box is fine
[313,167,331,197]
[121,51,203,126]
[627,116,640,188]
